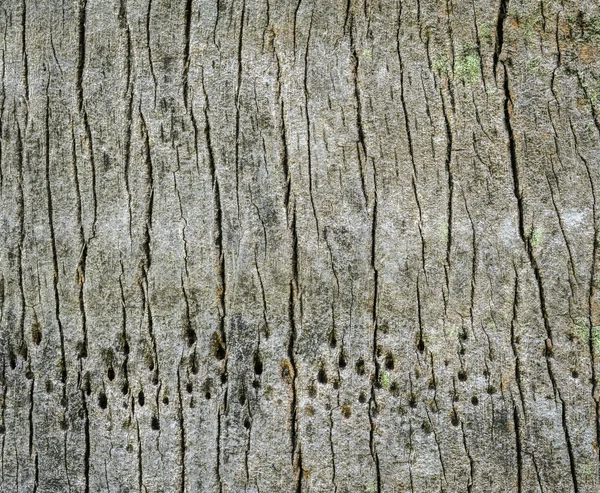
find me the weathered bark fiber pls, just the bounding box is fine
[1,0,600,491]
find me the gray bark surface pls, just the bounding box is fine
[1,0,600,491]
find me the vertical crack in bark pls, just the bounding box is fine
[174,161,190,280]
[62,430,71,490]
[462,192,477,337]
[146,0,157,104]
[328,406,337,493]
[460,421,474,493]
[81,387,90,493]
[368,158,381,493]
[407,422,415,492]
[510,270,527,419]
[216,406,223,492]
[82,110,98,238]
[324,229,340,296]
[493,0,509,78]
[189,107,200,174]
[292,0,302,56]
[396,6,425,275]
[0,278,3,334]
[288,203,302,491]
[242,384,253,488]
[371,167,378,367]
[234,0,246,221]
[139,109,159,385]
[513,404,523,493]
[119,0,133,240]
[440,92,454,302]
[118,259,130,395]
[183,0,192,110]
[154,382,162,449]
[349,16,368,208]
[76,0,86,112]
[503,63,578,493]
[43,89,67,379]
[15,122,26,349]
[416,275,424,352]
[0,362,5,483]
[444,0,456,97]
[275,53,291,217]
[176,365,186,492]
[550,12,561,107]
[0,37,5,193]
[470,0,487,93]
[560,396,579,493]
[76,0,98,244]
[135,418,144,492]
[71,123,89,360]
[303,10,319,236]
[20,0,28,105]
[32,450,38,493]
[28,369,34,456]
[201,72,227,359]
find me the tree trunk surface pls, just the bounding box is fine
[1,0,600,491]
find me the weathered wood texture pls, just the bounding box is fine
[1,0,600,491]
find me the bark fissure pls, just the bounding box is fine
[288,204,302,492]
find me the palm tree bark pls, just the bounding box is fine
[1,0,600,491]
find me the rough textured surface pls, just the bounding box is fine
[1,0,600,491]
